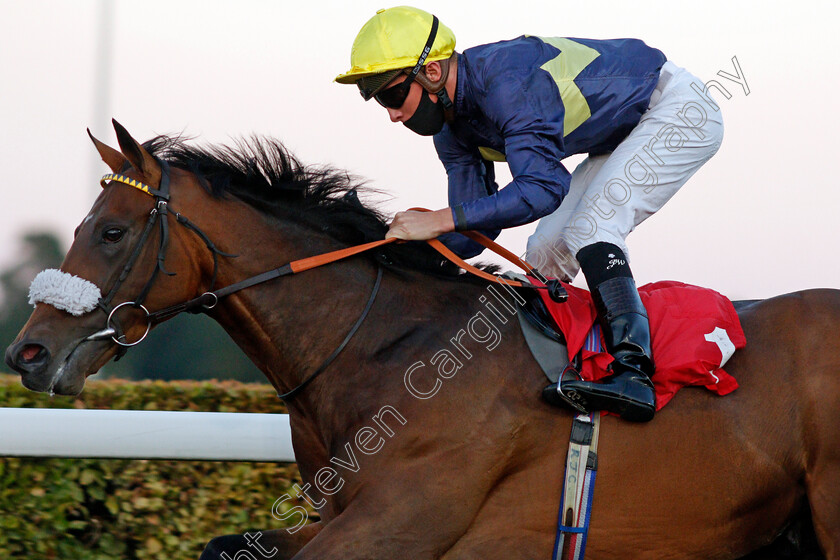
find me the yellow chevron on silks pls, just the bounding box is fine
[536,37,600,137]
[100,173,155,197]
[478,146,507,162]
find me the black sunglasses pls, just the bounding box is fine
[374,78,413,109]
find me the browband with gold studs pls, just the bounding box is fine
[100,173,167,199]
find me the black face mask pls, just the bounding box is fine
[403,92,446,136]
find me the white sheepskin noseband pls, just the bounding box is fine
[28,269,102,316]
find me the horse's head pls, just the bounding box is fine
[5,120,211,395]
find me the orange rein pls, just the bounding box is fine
[289,208,546,290]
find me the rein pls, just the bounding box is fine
[89,168,566,398]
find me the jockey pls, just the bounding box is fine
[335,6,723,422]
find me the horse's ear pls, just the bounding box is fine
[111,119,161,186]
[87,128,128,174]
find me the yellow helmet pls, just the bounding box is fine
[335,6,456,97]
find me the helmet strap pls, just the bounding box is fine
[414,52,457,119]
[399,15,439,93]
[436,85,455,117]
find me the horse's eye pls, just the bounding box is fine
[102,227,124,243]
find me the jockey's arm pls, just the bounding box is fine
[452,70,572,233]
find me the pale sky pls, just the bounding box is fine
[2,0,838,299]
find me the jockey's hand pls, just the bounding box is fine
[386,208,455,241]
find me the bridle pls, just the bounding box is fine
[86,159,567,399]
[88,159,235,359]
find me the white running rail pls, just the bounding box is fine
[0,408,295,462]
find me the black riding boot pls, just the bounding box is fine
[542,244,656,422]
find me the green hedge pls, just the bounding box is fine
[0,374,313,559]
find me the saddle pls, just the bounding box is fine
[514,281,573,384]
[513,275,746,412]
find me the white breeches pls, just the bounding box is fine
[525,61,725,281]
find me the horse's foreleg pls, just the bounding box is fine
[800,300,840,560]
[198,522,322,560]
[808,460,840,559]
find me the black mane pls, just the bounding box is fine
[142,135,496,279]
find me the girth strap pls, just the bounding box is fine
[554,413,602,560]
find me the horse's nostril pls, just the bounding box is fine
[8,342,51,373]
[19,344,47,363]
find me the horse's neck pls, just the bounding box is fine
[196,203,493,475]
[206,213,375,390]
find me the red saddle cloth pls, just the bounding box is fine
[534,280,746,410]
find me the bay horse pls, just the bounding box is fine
[5,121,839,559]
